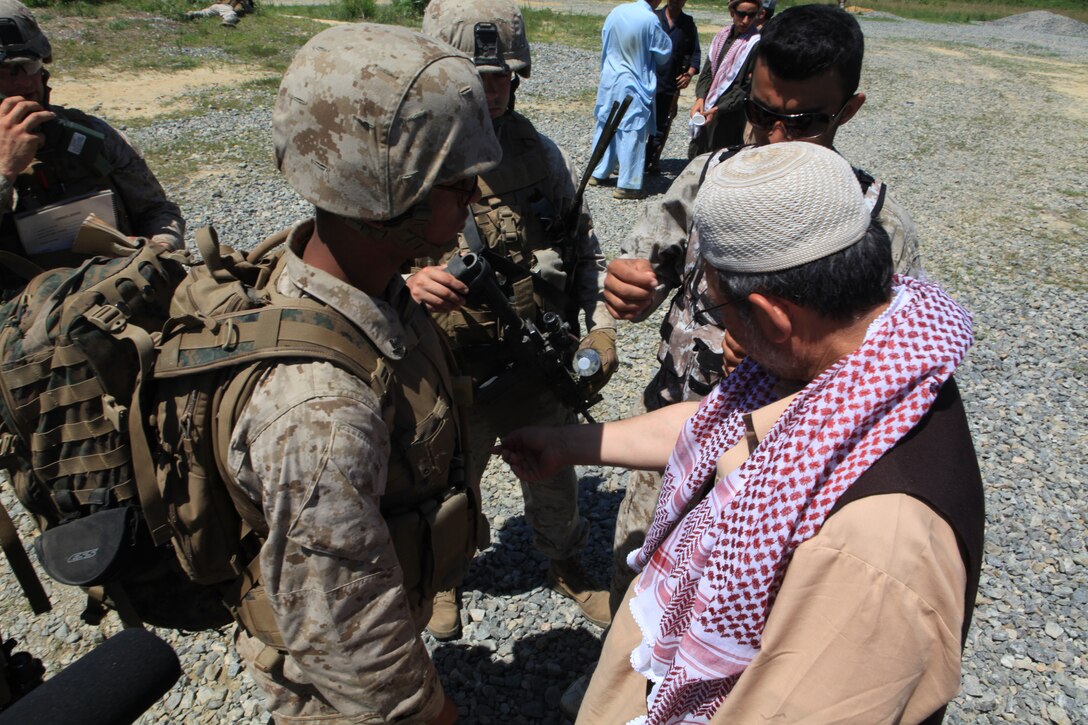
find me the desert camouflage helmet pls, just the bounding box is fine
[273,23,501,222]
[422,0,532,78]
[0,0,51,63]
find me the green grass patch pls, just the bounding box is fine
[522,7,603,50]
[37,3,331,76]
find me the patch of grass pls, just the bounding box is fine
[273,1,420,25]
[522,8,603,50]
[39,3,329,76]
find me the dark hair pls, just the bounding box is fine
[755,4,864,98]
[711,219,893,320]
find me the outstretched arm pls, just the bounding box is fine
[496,401,699,480]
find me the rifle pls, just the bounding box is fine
[559,95,633,235]
[446,252,602,423]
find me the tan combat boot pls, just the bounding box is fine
[548,557,612,628]
[426,589,461,641]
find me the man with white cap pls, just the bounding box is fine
[602,3,922,619]
[499,142,984,723]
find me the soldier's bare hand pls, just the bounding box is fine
[0,96,53,181]
[494,427,568,482]
[406,265,468,313]
[722,329,747,374]
[604,258,657,320]
[690,97,705,117]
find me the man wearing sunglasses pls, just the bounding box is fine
[600,3,922,619]
[0,0,183,298]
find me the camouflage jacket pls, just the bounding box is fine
[227,221,447,723]
[622,148,921,410]
[0,105,184,251]
[416,113,612,376]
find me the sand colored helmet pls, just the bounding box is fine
[273,23,501,225]
[422,0,532,78]
[0,0,52,63]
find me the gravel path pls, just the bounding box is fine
[1,10,1086,725]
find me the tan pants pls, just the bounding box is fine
[465,377,587,560]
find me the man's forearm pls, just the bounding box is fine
[559,401,698,471]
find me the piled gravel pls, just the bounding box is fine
[1,10,1085,725]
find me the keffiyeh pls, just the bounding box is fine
[626,276,974,724]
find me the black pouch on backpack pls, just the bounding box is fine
[33,507,151,587]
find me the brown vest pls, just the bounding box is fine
[828,377,984,725]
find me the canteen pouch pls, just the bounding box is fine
[33,506,150,587]
[426,489,473,592]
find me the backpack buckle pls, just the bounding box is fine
[0,431,18,467]
[85,304,129,334]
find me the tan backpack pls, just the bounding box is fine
[0,226,388,631]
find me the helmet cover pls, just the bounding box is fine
[273,23,502,221]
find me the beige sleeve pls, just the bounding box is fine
[233,362,445,723]
[618,154,709,320]
[710,494,965,725]
[879,191,922,278]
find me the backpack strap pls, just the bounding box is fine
[138,303,387,546]
[0,251,43,285]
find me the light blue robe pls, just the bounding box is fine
[591,0,672,191]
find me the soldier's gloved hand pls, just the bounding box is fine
[576,327,618,394]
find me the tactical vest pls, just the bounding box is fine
[426,113,576,376]
[0,106,127,293]
[225,256,484,648]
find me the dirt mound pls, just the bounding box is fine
[984,10,1088,38]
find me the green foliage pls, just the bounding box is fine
[391,0,428,17]
[337,0,376,21]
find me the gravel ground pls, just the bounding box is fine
[1,10,1086,725]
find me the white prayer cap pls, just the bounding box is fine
[695,142,871,273]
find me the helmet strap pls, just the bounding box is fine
[341,199,458,258]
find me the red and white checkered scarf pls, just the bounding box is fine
[626,277,974,724]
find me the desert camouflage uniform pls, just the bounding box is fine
[228,220,474,723]
[421,115,613,560]
[608,148,921,610]
[0,105,184,251]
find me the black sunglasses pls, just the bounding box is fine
[732,8,759,19]
[744,94,856,139]
[692,296,739,322]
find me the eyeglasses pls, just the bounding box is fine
[0,57,43,79]
[732,8,759,19]
[692,296,738,322]
[743,94,856,139]
[434,175,479,206]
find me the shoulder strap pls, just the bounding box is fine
[136,300,388,545]
[852,166,887,219]
[0,251,43,284]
